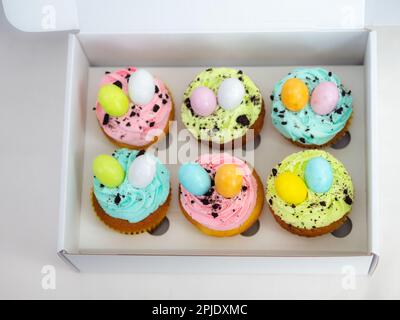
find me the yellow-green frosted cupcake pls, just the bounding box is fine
[266,150,354,237]
[181,68,265,145]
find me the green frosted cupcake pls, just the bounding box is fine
[266,150,354,237]
[181,67,265,145]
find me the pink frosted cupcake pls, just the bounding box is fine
[178,153,264,237]
[95,67,174,149]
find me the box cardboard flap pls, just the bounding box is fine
[3,0,366,33]
[2,0,78,32]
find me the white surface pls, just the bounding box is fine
[0,9,399,298]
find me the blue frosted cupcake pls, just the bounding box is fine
[92,148,170,234]
[270,68,353,147]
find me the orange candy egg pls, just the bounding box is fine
[215,164,243,198]
[281,78,309,112]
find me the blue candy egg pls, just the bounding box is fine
[304,157,333,193]
[179,163,211,196]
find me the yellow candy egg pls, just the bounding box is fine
[275,172,307,205]
[215,164,243,198]
[98,84,129,117]
[281,78,309,112]
[93,154,125,188]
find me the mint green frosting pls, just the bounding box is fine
[266,150,354,229]
[93,149,170,223]
[181,68,262,143]
[271,68,353,145]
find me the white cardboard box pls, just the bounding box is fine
[4,0,391,274]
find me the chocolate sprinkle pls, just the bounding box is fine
[114,193,121,205]
[269,199,273,205]
[155,85,159,93]
[162,99,168,104]
[149,122,155,127]
[236,115,250,126]
[153,104,160,112]
[113,80,122,89]
[335,107,343,114]
[211,212,218,218]
[320,201,326,206]
[344,196,353,205]
[272,168,277,176]
[137,150,145,157]
[102,113,110,125]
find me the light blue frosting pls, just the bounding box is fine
[271,68,353,145]
[93,149,170,223]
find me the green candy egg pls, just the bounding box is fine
[98,84,129,117]
[93,154,125,188]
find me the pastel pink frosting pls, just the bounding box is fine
[180,153,258,231]
[96,67,172,146]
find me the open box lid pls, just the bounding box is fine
[3,0,400,33]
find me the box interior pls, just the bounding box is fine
[59,31,375,258]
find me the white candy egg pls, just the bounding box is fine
[128,154,156,188]
[217,78,245,110]
[128,69,155,105]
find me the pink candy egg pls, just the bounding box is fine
[310,82,340,115]
[190,86,217,116]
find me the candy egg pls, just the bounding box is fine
[275,172,307,205]
[128,154,156,188]
[190,86,217,116]
[310,81,339,115]
[98,84,129,117]
[93,154,125,188]
[215,164,243,198]
[217,78,245,110]
[179,163,211,196]
[281,78,309,112]
[128,69,155,105]
[305,157,333,193]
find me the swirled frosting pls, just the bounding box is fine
[180,153,257,231]
[271,68,352,145]
[96,67,172,147]
[266,150,354,229]
[93,149,170,223]
[181,68,262,143]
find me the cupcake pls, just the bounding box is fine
[270,68,352,147]
[178,153,264,237]
[181,68,265,146]
[266,150,354,237]
[95,67,174,149]
[92,148,171,234]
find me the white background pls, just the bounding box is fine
[0,7,398,298]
